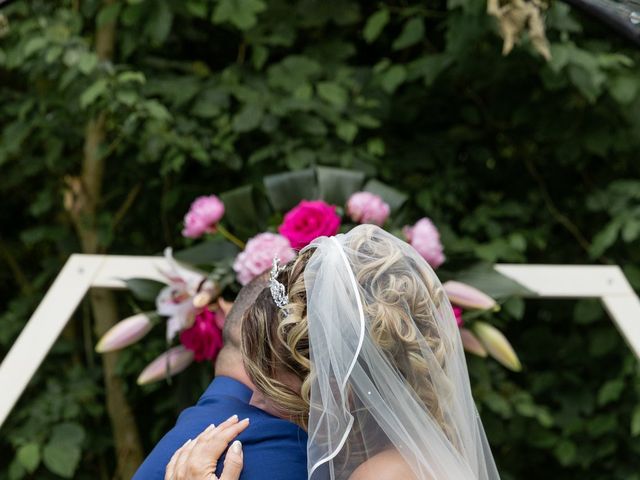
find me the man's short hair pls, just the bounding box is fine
[223,272,269,347]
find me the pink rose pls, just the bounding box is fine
[182,195,225,238]
[346,192,390,226]
[403,217,445,269]
[233,233,296,285]
[179,307,223,362]
[278,200,341,249]
[453,307,464,327]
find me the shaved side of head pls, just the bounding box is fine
[223,272,269,347]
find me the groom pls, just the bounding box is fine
[132,276,307,479]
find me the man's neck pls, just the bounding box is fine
[214,346,254,389]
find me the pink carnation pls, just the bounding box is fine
[182,195,225,238]
[347,192,390,226]
[278,200,341,249]
[403,217,445,269]
[179,307,223,362]
[233,233,296,285]
[453,307,464,327]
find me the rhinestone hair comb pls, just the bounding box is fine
[269,257,289,314]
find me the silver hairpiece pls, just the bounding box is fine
[269,257,289,314]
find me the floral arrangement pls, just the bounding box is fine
[96,168,523,384]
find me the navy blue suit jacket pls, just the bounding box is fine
[132,376,307,480]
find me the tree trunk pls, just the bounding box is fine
[66,1,145,478]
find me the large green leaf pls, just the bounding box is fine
[264,169,317,212]
[363,179,408,213]
[174,238,239,265]
[124,278,167,302]
[455,263,534,300]
[219,185,263,238]
[316,167,365,206]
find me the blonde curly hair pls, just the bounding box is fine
[241,227,455,444]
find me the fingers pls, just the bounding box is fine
[165,438,192,480]
[220,440,243,480]
[198,416,250,460]
[173,437,198,480]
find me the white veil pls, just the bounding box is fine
[300,225,500,480]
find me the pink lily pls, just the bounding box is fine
[137,345,195,385]
[96,313,154,353]
[474,321,522,371]
[443,281,497,310]
[156,247,217,341]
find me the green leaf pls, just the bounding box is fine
[264,169,317,212]
[632,406,640,437]
[219,185,264,238]
[316,167,365,206]
[146,1,173,45]
[42,443,80,478]
[363,179,408,213]
[16,443,40,473]
[144,100,172,121]
[317,81,348,109]
[124,278,167,302]
[336,122,358,143]
[610,75,638,104]
[97,2,121,26]
[554,440,577,466]
[392,18,425,50]
[573,299,603,324]
[363,8,389,43]
[80,78,108,109]
[380,65,407,93]
[117,71,146,84]
[597,379,625,406]
[590,221,620,258]
[213,0,266,30]
[503,297,525,319]
[232,103,264,132]
[23,37,47,57]
[174,238,239,265]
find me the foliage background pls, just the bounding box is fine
[1,0,640,478]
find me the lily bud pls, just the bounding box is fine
[137,346,195,385]
[443,281,497,310]
[459,328,487,357]
[474,321,522,372]
[96,313,153,353]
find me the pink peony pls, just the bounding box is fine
[403,217,445,268]
[346,192,390,226]
[233,232,296,285]
[453,307,464,327]
[182,195,225,238]
[179,307,223,362]
[278,200,341,249]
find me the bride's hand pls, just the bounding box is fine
[165,415,249,480]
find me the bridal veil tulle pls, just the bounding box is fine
[301,225,500,480]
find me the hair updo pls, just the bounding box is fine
[241,228,452,436]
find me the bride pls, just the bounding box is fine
[166,225,500,480]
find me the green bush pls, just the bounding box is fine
[1,0,639,478]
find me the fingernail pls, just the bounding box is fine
[241,417,250,424]
[227,414,238,422]
[231,440,242,454]
[206,423,216,431]
[183,438,192,446]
